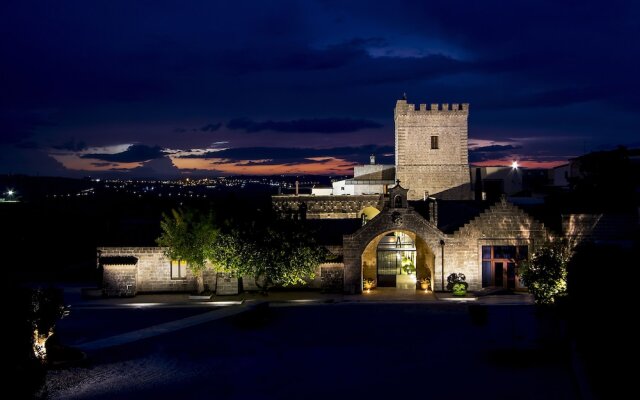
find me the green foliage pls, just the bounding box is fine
[157,208,326,293]
[157,208,220,293]
[235,221,327,291]
[446,273,468,292]
[156,208,219,273]
[451,282,467,296]
[520,241,571,304]
[401,256,416,275]
[209,229,246,274]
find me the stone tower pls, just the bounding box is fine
[394,99,471,200]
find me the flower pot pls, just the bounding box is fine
[420,282,429,290]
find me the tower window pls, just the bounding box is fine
[431,136,439,149]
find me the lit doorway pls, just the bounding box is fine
[376,232,416,287]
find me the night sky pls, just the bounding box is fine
[1,1,639,178]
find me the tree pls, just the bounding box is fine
[156,209,219,293]
[520,241,571,304]
[235,221,327,292]
[209,229,246,274]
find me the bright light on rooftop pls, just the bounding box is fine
[511,161,519,169]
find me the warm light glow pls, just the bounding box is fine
[511,160,519,169]
[33,328,53,361]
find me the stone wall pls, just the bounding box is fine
[99,247,218,294]
[320,263,344,292]
[394,100,471,200]
[216,272,239,295]
[100,246,342,295]
[272,194,382,219]
[102,265,137,296]
[563,213,638,245]
[445,199,552,290]
[343,199,551,293]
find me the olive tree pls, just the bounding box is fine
[234,222,327,292]
[156,209,219,293]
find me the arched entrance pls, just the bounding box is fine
[376,232,416,287]
[361,230,434,290]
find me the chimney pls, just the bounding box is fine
[370,154,375,165]
[474,168,483,201]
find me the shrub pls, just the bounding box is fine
[520,242,570,304]
[446,273,468,291]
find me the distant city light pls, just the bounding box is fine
[7,189,14,196]
[511,161,519,169]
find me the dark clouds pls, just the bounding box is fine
[469,144,522,163]
[0,111,53,145]
[0,1,639,176]
[181,144,394,165]
[200,123,222,132]
[53,139,87,152]
[81,144,166,163]
[227,118,382,133]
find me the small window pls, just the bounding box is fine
[170,260,187,280]
[430,136,439,149]
[394,195,402,208]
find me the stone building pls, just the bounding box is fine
[98,98,571,296]
[341,184,551,293]
[99,182,554,295]
[394,99,471,200]
[273,98,472,221]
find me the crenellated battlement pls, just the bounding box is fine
[395,99,469,116]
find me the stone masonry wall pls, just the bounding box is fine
[103,265,137,296]
[394,100,471,200]
[343,198,551,293]
[272,194,382,219]
[100,247,341,294]
[445,200,552,290]
[320,263,345,292]
[98,247,218,293]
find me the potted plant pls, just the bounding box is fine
[446,273,468,296]
[401,256,416,276]
[363,278,375,292]
[419,277,431,291]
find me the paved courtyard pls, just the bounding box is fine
[47,289,576,399]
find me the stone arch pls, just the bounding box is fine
[343,208,445,293]
[359,205,381,225]
[361,229,435,289]
[393,195,403,208]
